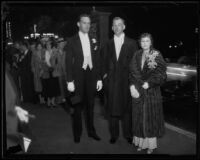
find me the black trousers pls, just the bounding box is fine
[71,68,97,139]
[108,112,132,139]
[20,72,35,103]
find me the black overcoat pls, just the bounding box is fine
[102,36,138,116]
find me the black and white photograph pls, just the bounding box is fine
[2,1,199,158]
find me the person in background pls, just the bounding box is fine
[18,41,35,103]
[6,41,23,102]
[129,33,167,154]
[6,61,43,154]
[6,65,30,154]
[31,41,45,104]
[49,41,61,106]
[41,41,60,107]
[56,38,67,104]
[29,41,36,54]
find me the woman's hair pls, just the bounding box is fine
[139,33,154,52]
[44,41,57,49]
[36,41,43,49]
[21,41,29,49]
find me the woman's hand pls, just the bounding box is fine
[130,85,140,98]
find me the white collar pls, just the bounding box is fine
[114,33,125,40]
[79,31,89,38]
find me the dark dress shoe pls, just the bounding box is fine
[109,138,117,144]
[7,144,23,154]
[126,137,132,144]
[74,137,80,143]
[88,134,101,141]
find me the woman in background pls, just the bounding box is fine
[31,42,45,104]
[41,41,60,107]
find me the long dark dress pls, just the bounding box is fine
[129,49,167,138]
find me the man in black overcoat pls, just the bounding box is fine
[65,14,103,143]
[18,41,35,103]
[102,17,138,144]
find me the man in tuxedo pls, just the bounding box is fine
[101,17,138,144]
[65,14,103,143]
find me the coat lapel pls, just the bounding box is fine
[88,35,94,62]
[111,39,117,64]
[75,34,84,59]
[139,51,148,73]
[117,37,127,63]
[136,50,143,73]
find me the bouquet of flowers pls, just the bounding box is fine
[145,50,159,69]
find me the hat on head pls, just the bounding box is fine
[57,38,65,43]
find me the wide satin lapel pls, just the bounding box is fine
[88,35,94,62]
[76,34,84,60]
[111,39,117,64]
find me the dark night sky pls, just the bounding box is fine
[4,2,199,58]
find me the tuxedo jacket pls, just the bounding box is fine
[65,33,101,93]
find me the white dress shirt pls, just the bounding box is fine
[79,31,93,70]
[114,33,125,60]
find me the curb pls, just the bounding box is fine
[165,122,196,141]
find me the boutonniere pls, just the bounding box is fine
[91,38,98,51]
[145,50,159,69]
[92,38,97,43]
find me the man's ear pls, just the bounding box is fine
[123,25,126,30]
[77,22,80,28]
[112,26,114,32]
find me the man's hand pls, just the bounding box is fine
[96,80,103,91]
[15,106,29,123]
[67,81,75,92]
[130,85,140,98]
[142,82,149,89]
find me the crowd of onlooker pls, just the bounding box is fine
[5,37,68,107]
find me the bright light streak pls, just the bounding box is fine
[7,42,13,45]
[166,72,187,77]
[167,66,197,73]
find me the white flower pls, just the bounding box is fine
[94,46,98,51]
[92,38,97,43]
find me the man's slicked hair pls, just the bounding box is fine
[112,17,125,25]
[78,14,91,22]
